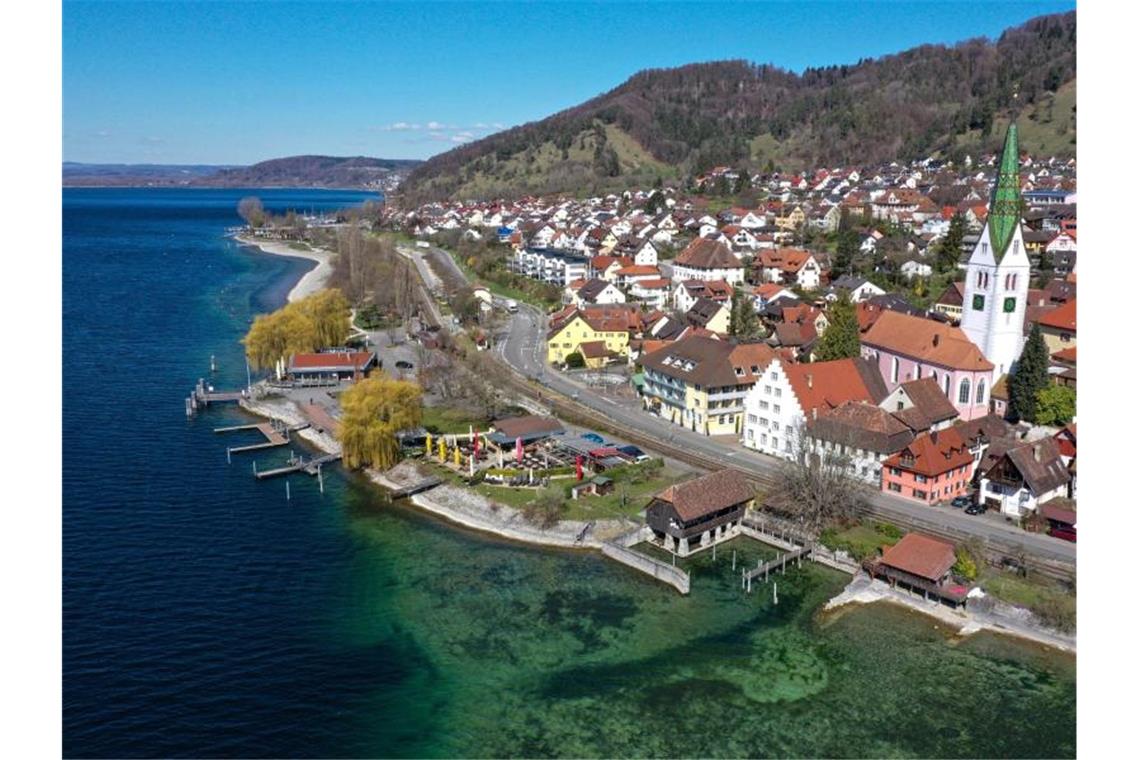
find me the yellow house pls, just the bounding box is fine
[545,305,641,365]
[639,335,776,436]
[1035,299,1076,354]
[775,205,806,231]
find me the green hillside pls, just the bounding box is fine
[399,11,1075,202]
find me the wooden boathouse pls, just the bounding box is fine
[862,532,969,608]
[645,469,753,556]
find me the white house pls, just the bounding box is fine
[741,357,885,460]
[671,238,745,285]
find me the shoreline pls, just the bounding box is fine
[822,574,1076,655]
[234,234,334,303]
[238,393,1077,654]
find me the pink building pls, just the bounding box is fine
[860,311,993,421]
[881,428,974,505]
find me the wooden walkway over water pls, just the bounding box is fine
[186,378,246,416]
[254,452,342,480]
[741,545,812,592]
[216,419,308,454]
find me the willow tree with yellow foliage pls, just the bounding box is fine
[243,288,351,369]
[338,375,422,470]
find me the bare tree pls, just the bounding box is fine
[237,196,266,228]
[767,421,871,535]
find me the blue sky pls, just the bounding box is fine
[63,1,1075,165]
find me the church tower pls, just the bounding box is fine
[960,122,1031,380]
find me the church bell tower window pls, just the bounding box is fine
[973,295,985,311]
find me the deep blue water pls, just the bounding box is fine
[62,189,398,757]
[63,189,1075,759]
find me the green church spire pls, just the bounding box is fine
[987,122,1022,259]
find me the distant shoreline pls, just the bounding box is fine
[234,234,334,303]
[62,183,385,193]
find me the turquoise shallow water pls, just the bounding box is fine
[63,189,1074,758]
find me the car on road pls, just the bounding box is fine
[964,503,986,515]
[1049,526,1077,543]
[950,496,972,509]
[505,299,519,313]
[395,360,414,370]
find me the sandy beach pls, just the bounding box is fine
[235,234,334,302]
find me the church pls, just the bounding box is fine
[959,122,1032,382]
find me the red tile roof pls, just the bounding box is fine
[654,469,754,522]
[883,428,973,477]
[290,351,375,370]
[862,310,993,372]
[1036,299,1076,332]
[879,533,957,583]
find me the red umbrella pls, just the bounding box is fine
[473,429,480,458]
[515,436,523,465]
[576,455,583,481]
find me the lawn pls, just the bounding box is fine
[420,404,490,435]
[819,520,903,561]
[560,473,672,521]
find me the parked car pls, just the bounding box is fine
[964,503,986,515]
[1049,526,1077,543]
[950,496,972,509]
[582,432,605,444]
[395,360,414,370]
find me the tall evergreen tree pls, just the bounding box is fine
[936,212,966,273]
[814,294,861,361]
[1008,323,1050,422]
[729,287,762,340]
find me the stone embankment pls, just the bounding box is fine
[823,574,1076,654]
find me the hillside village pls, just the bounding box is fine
[379,123,1077,533]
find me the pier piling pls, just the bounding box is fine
[286,481,291,501]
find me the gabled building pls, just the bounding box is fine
[741,356,887,459]
[881,427,974,505]
[645,469,754,556]
[754,248,822,290]
[640,336,776,436]
[565,278,626,307]
[860,310,994,421]
[545,304,643,365]
[672,238,745,284]
[978,437,1071,517]
[684,297,732,335]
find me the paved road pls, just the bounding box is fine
[496,303,1076,566]
[412,243,1075,567]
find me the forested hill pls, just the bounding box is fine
[399,11,1075,203]
[200,155,421,189]
[63,155,422,189]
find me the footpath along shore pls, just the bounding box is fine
[235,234,334,303]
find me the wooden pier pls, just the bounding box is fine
[388,476,443,499]
[254,452,341,480]
[217,419,309,453]
[186,378,247,416]
[742,545,813,592]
